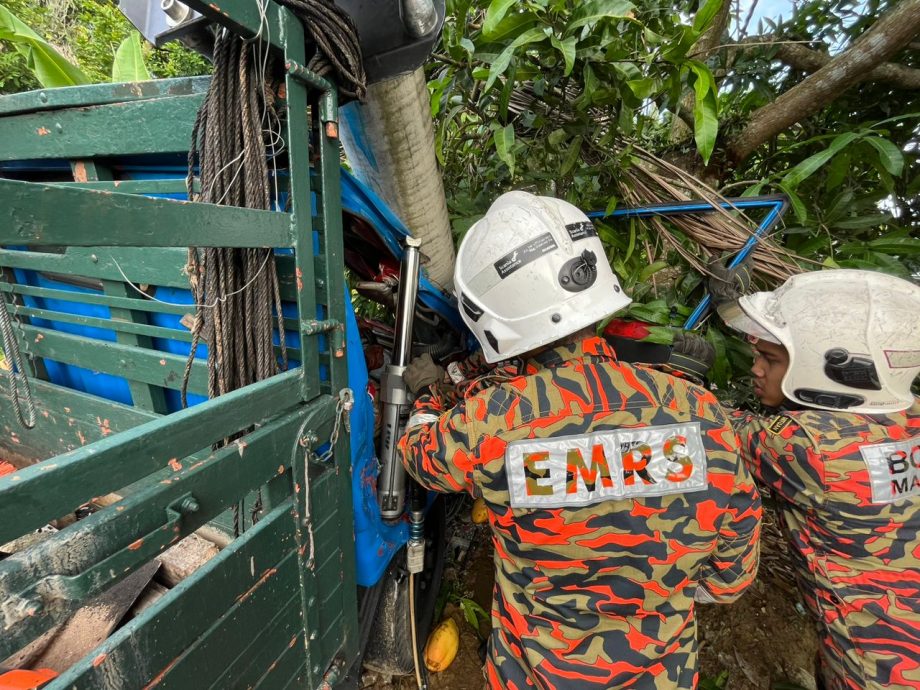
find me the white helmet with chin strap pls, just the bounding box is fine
[719,269,920,413]
[454,191,631,363]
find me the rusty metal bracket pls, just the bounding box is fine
[284,60,338,137]
[300,318,345,358]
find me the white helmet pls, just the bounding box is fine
[454,191,631,363]
[720,269,920,413]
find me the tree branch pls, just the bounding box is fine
[743,34,920,89]
[727,0,920,165]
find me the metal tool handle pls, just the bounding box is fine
[377,238,421,521]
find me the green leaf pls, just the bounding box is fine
[638,260,670,282]
[550,34,577,76]
[493,123,516,176]
[567,0,636,32]
[778,182,808,223]
[628,300,670,325]
[626,77,657,100]
[643,326,675,345]
[688,63,718,165]
[0,4,90,87]
[483,0,519,39]
[863,137,904,177]
[560,135,583,176]
[625,222,636,262]
[832,213,892,230]
[705,327,729,388]
[548,128,568,148]
[481,12,538,43]
[693,0,725,33]
[460,599,479,630]
[112,32,151,83]
[605,196,619,216]
[824,150,850,190]
[867,236,920,255]
[485,27,546,92]
[782,132,859,188]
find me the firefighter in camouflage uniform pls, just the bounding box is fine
[713,267,920,690]
[399,192,762,689]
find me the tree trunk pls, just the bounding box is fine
[727,0,920,165]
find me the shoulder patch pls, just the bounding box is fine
[860,436,920,504]
[768,416,793,434]
[506,422,708,509]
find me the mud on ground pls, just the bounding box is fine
[364,501,817,690]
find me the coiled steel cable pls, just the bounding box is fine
[0,286,36,429]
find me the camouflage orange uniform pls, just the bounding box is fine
[400,336,762,689]
[732,402,920,689]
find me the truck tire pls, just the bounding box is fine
[362,497,446,676]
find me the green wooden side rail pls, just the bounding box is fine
[0,0,359,686]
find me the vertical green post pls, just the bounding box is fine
[281,15,320,404]
[280,8,320,686]
[313,77,360,667]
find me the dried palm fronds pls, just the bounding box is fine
[505,83,811,286]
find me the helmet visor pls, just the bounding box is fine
[718,298,781,344]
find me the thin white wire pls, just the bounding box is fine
[111,251,273,309]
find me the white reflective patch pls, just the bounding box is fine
[884,349,920,369]
[506,422,708,509]
[406,413,440,431]
[860,437,920,504]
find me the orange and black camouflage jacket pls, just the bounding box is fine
[400,336,762,689]
[732,402,920,690]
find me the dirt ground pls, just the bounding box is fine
[363,500,818,690]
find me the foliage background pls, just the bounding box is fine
[0,0,917,404]
[0,0,208,93]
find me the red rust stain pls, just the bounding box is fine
[236,568,277,604]
[159,359,167,366]
[41,410,49,418]
[34,333,44,343]
[142,656,180,690]
[294,482,301,494]
[277,464,285,475]
[73,162,88,183]
[296,267,304,291]
[36,127,50,136]
[288,635,297,649]
[77,430,87,445]
[92,652,107,667]
[168,458,182,472]
[99,418,112,437]
[128,538,144,551]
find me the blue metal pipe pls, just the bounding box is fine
[588,195,789,330]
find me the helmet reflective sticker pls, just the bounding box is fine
[565,221,598,241]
